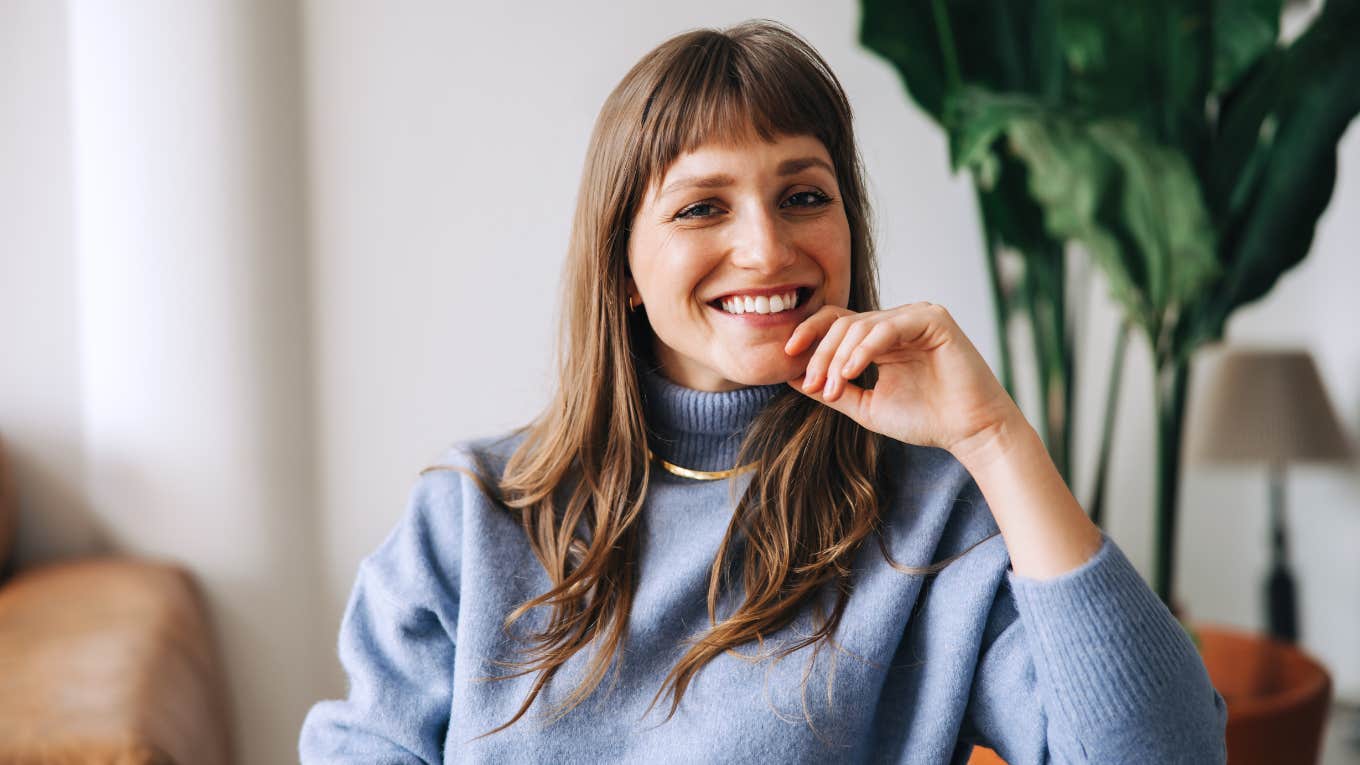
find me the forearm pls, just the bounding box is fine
[950,411,1104,581]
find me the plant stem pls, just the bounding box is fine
[1089,320,1129,527]
[975,191,1015,397]
[930,0,963,89]
[1022,257,1055,466]
[1024,245,1070,481]
[1056,245,1072,483]
[1153,356,1191,607]
[1034,0,1062,104]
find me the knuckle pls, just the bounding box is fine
[913,301,948,318]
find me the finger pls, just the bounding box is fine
[825,317,880,395]
[842,303,949,378]
[798,371,872,417]
[840,320,894,379]
[803,313,860,395]
[784,305,851,357]
[785,308,831,356]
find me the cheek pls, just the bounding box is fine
[627,231,670,294]
[652,242,717,301]
[805,220,853,302]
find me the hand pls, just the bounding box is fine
[784,302,1023,459]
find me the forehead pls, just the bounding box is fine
[646,132,834,204]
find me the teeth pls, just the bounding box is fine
[720,290,800,315]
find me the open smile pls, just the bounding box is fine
[705,286,814,327]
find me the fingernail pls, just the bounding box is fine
[823,378,834,397]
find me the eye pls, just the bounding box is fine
[674,201,721,221]
[782,189,833,209]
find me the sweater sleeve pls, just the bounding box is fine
[299,468,464,764]
[958,532,1228,764]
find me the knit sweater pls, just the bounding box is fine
[299,364,1228,764]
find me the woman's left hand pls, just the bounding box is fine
[784,302,1023,458]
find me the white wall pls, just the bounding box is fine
[0,0,101,566]
[4,2,326,764]
[66,3,327,763]
[2,1,1357,762]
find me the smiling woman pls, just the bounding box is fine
[299,18,1228,764]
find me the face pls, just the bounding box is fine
[626,132,852,392]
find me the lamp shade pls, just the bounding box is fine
[1186,347,1356,465]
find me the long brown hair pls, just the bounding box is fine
[432,19,987,739]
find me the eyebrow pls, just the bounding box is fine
[658,156,835,199]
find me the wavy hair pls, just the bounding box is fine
[428,19,989,741]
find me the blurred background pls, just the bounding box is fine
[1,1,1356,763]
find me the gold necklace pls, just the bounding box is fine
[646,447,757,481]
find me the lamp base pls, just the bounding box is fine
[1265,564,1298,643]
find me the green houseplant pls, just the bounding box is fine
[859,0,1360,608]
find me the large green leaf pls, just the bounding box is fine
[1053,0,1212,161]
[1089,122,1222,315]
[944,86,1044,173]
[860,0,950,121]
[859,0,1060,124]
[1004,116,1221,339]
[861,2,1070,335]
[1203,48,1286,220]
[1213,0,1283,92]
[1201,1,1286,220]
[944,86,1066,258]
[1180,0,1360,359]
[1003,117,1148,325]
[980,153,1062,257]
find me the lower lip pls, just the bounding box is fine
[707,299,811,327]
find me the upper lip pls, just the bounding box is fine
[708,284,812,303]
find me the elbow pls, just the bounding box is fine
[1165,686,1229,765]
[1203,687,1229,765]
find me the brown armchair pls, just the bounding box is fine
[0,436,234,764]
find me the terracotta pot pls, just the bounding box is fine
[964,621,1332,765]
[966,745,1007,764]
[1197,622,1332,764]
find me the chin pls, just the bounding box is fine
[726,355,801,387]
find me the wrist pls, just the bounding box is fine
[949,408,1036,475]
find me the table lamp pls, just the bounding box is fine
[1186,347,1356,643]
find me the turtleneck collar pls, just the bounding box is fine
[637,361,786,472]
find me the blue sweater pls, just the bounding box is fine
[299,365,1228,763]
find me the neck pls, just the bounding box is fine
[637,362,785,472]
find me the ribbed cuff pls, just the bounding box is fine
[1005,533,1206,732]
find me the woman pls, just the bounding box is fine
[300,19,1227,764]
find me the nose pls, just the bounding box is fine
[729,205,797,274]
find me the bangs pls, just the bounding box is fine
[634,30,850,199]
